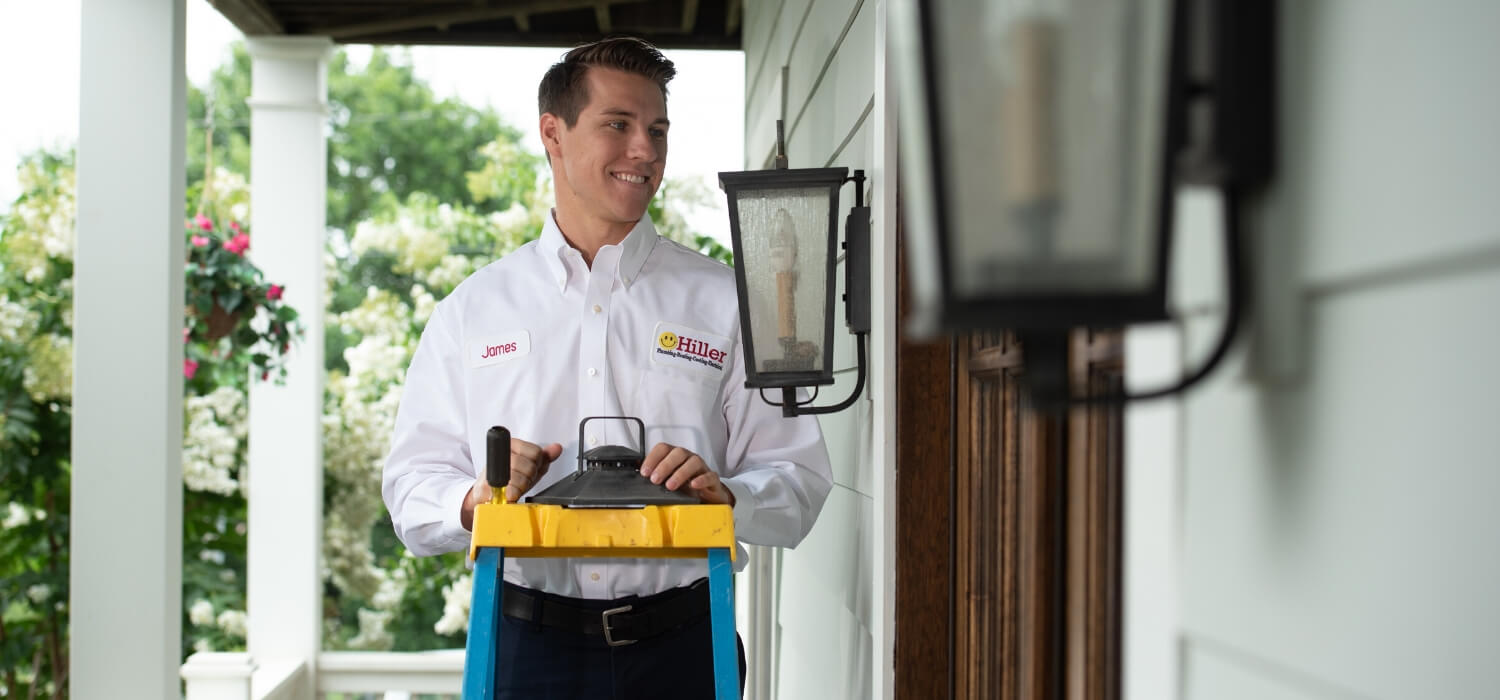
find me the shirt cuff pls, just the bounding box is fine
[441,478,476,550]
[721,476,754,531]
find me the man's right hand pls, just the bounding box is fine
[461,438,564,531]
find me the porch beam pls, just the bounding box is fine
[245,36,333,698]
[313,0,648,40]
[72,0,186,697]
[204,0,283,35]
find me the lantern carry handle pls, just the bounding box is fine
[576,416,648,470]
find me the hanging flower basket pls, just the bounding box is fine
[184,214,301,383]
[198,302,241,341]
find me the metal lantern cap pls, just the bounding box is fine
[526,416,699,508]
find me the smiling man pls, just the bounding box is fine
[382,38,833,698]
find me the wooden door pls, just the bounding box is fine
[895,262,1124,698]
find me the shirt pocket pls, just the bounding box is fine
[633,365,722,429]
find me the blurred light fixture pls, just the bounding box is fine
[892,0,1274,402]
[719,122,870,416]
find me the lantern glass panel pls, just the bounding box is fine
[930,0,1171,297]
[734,186,833,378]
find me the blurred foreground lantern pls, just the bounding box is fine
[720,123,869,416]
[891,0,1274,402]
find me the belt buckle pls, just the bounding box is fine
[601,605,637,647]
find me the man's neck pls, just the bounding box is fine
[552,209,637,268]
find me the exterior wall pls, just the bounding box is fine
[1126,2,1500,699]
[742,1,894,698]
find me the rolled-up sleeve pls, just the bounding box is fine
[382,301,474,556]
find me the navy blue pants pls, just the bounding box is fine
[494,584,746,699]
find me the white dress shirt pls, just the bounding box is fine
[383,213,833,599]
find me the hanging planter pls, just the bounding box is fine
[184,214,301,383]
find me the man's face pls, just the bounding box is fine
[542,67,669,235]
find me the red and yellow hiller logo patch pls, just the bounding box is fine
[652,323,730,374]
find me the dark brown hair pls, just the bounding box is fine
[537,37,676,127]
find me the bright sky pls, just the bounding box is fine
[0,0,744,241]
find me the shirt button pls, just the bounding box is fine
[592,304,602,314]
[587,367,598,377]
[590,573,600,582]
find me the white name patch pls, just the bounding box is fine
[467,330,530,369]
[650,322,732,377]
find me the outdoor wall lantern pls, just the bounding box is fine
[892,0,1274,402]
[719,123,870,417]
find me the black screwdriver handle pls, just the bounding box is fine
[486,426,510,493]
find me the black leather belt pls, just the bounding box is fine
[502,579,710,647]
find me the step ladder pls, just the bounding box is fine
[461,426,739,698]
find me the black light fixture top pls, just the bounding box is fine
[525,416,700,508]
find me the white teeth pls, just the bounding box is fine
[612,173,647,184]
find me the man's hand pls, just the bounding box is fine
[640,442,735,506]
[461,438,563,531]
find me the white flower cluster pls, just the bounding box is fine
[349,204,448,277]
[5,158,77,282]
[0,295,39,345]
[182,386,248,495]
[21,334,72,402]
[1,502,47,529]
[216,609,248,638]
[433,572,473,637]
[421,254,473,292]
[323,288,413,603]
[189,599,216,626]
[347,607,394,650]
[205,167,251,224]
[411,285,438,326]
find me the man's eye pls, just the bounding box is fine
[649,128,667,139]
[607,121,627,130]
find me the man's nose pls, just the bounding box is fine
[627,127,661,162]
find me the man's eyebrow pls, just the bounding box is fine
[599,108,670,126]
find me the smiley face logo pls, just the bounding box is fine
[658,331,679,350]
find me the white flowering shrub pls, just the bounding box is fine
[0,150,75,693]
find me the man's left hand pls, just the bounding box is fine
[640,443,735,506]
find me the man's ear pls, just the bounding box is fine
[539,112,564,162]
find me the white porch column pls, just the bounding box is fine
[72,0,186,697]
[245,36,332,694]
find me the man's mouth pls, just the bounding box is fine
[611,172,649,185]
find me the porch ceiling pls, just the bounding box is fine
[208,0,747,49]
[205,0,742,49]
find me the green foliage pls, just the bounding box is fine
[0,149,75,698]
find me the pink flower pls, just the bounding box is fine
[223,233,250,255]
[194,214,213,231]
[182,327,190,343]
[266,284,284,301]
[229,221,243,235]
[184,358,199,379]
[190,235,209,248]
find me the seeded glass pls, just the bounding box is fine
[735,187,833,377]
[931,0,1170,295]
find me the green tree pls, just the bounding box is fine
[187,45,514,233]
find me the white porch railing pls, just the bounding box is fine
[182,651,461,700]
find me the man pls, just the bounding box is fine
[382,37,833,698]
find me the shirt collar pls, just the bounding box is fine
[536,210,659,293]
